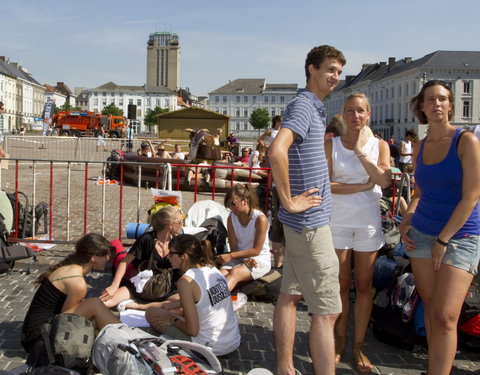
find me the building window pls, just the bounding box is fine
[271,96,275,103]
[102,92,106,96]
[236,122,240,131]
[223,110,227,115]
[156,99,160,106]
[244,96,248,103]
[264,96,269,103]
[271,110,275,117]
[463,100,471,117]
[222,96,227,103]
[137,99,141,106]
[253,96,257,103]
[236,96,240,103]
[244,122,248,130]
[244,109,248,117]
[236,109,240,117]
[102,99,106,105]
[215,96,219,103]
[119,99,123,106]
[280,96,285,103]
[463,81,472,94]
[93,98,98,105]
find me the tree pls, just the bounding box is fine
[249,108,270,136]
[101,103,123,116]
[53,103,81,114]
[144,106,169,132]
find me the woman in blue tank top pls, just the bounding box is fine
[399,80,480,375]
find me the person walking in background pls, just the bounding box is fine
[126,123,134,152]
[399,80,480,375]
[216,184,271,291]
[399,130,416,172]
[325,93,391,373]
[96,124,107,152]
[269,45,345,375]
[145,234,241,356]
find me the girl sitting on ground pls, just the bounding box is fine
[100,206,183,310]
[145,234,241,356]
[216,184,271,291]
[21,233,120,353]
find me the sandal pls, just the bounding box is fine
[334,335,347,364]
[117,298,134,312]
[352,342,373,374]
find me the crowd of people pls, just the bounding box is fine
[16,45,480,375]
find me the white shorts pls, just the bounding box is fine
[97,136,106,146]
[331,226,384,252]
[221,258,271,280]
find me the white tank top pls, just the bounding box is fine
[230,209,270,265]
[330,136,382,229]
[399,140,412,163]
[184,266,241,355]
[266,128,279,145]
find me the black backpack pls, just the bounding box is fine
[6,191,48,239]
[106,149,125,180]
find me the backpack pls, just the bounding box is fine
[378,197,401,255]
[6,191,48,239]
[35,314,95,373]
[92,323,222,375]
[457,281,480,352]
[194,217,228,256]
[106,149,125,180]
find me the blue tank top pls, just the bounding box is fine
[412,128,479,238]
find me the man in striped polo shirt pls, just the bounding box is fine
[269,45,346,375]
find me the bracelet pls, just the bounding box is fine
[436,237,449,246]
[356,153,367,158]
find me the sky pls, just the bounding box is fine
[2,0,480,97]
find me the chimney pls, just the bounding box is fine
[362,63,373,70]
[405,57,412,63]
[345,75,356,86]
[379,62,386,66]
[10,62,19,69]
[388,57,396,68]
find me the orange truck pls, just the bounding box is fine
[51,111,126,138]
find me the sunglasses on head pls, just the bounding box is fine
[422,79,449,89]
[226,201,237,208]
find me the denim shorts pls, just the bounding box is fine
[408,226,480,275]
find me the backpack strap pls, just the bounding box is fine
[40,322,55,365]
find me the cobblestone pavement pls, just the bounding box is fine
[0,160,479,374]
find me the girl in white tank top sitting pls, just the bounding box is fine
[145,234,241,356]
[216,184,271,291]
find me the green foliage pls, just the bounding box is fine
[249,108,270,131]
[144,107,169,128]
[101,103,124,116]
[53,103,81,114]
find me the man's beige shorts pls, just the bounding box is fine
[281,224,341,316]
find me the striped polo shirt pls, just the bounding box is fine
[278,89,331,233]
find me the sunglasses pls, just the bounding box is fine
[422,80,449,89]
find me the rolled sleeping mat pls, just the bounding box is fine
[126,223,150,239]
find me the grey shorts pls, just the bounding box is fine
[408,226,480,275]
[281,224,341,316]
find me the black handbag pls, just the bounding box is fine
[137,248,172,301]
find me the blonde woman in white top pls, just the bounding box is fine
[325,93,391,373]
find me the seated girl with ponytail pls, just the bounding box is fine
[21,233,120,353]
[145,234,241,356]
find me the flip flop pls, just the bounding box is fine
[117,298,134,312]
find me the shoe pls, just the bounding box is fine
[334,335,347,364]
[352,342,373,374]
[117,298,134,312]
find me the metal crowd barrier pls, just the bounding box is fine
[0,157,272,248]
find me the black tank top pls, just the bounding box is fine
[21,279,67,352]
